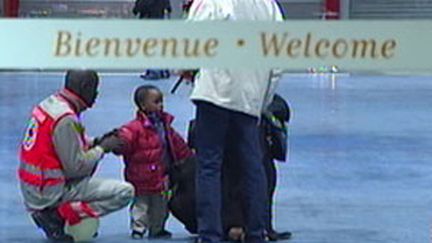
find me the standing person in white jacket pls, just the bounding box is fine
[187,1,284,242]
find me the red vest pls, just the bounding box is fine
[18,95,75,191]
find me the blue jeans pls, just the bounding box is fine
[195,101,267,243]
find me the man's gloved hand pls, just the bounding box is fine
[98,134,124,153]
[93,129,118,147]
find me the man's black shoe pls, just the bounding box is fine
[148,229,172,239]
[31,209,74,242]
[131,230,144,239]
[267,230,292,241]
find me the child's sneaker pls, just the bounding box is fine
[131,230,144,239]
[148,229,172,239]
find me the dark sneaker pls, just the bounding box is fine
[267,230,292,241]
[131,230,144,239]
[148,229,172,239]
[31,209,74,242]
[161,70,171,79]
[140,71,162,80]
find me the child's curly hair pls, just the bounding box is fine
[133,85,161,109]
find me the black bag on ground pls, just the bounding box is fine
[168,156,197,234]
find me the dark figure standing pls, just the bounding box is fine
[133,0,172,80]
[169,94,292,242]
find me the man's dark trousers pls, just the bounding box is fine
[194,101,267,243]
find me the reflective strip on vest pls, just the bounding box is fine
[18,162,65,187]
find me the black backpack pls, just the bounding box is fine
[263,94,291,162]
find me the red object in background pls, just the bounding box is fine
[4,0,20,17]
[325,0,340,19]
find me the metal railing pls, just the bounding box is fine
[19,0,135,18]
[350,0,432,19]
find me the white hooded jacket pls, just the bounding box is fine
[187,0,284,117]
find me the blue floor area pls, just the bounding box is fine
[0,72,431,242]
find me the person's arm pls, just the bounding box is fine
[273,0,285,21]
[263,0,285,108]
[53,115,104,179]
[187,0,220,21]
[171,128,194,162]
[262,69,281,110]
